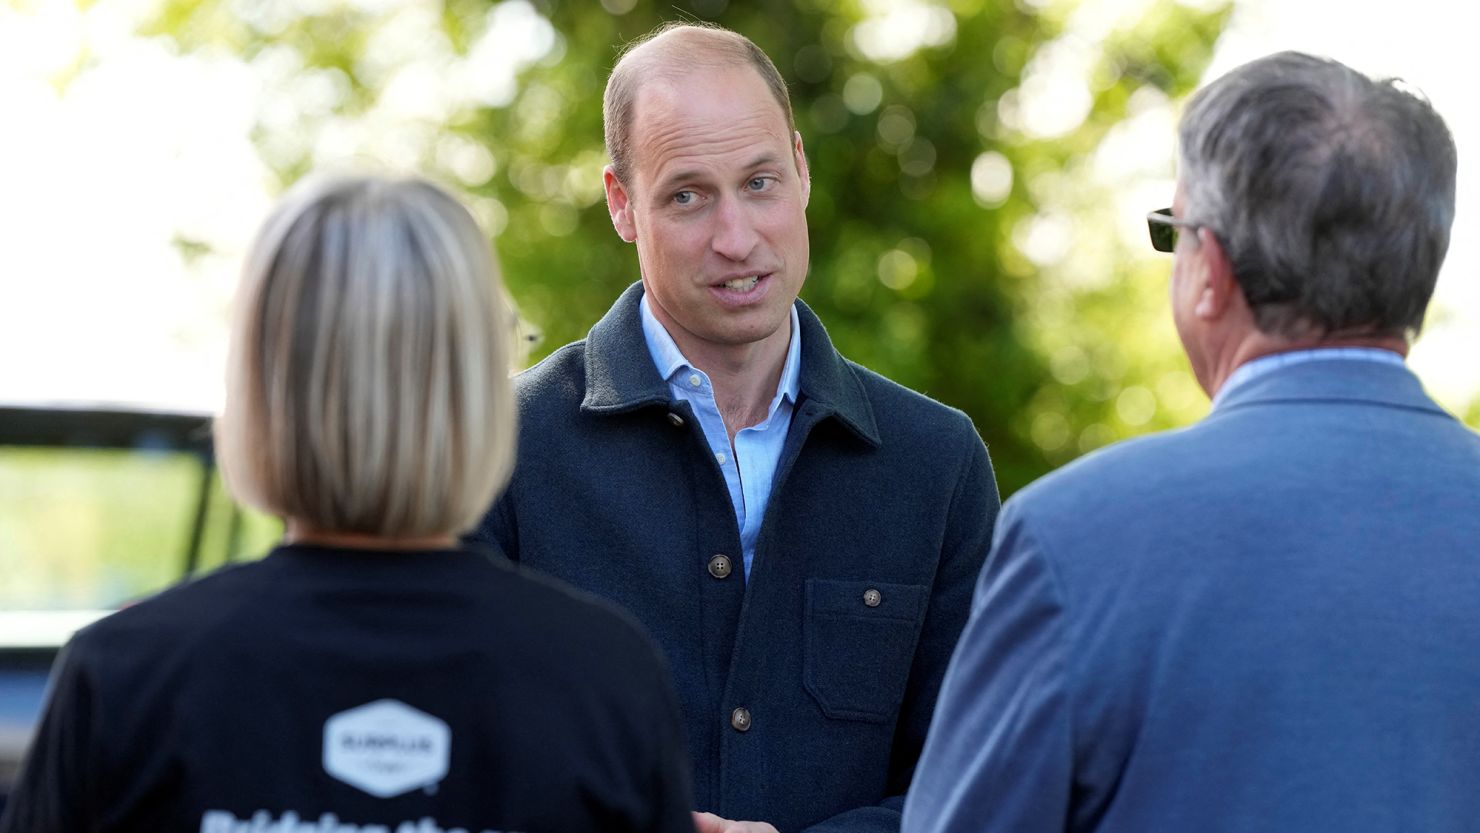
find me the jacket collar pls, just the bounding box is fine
[1211,355,1451,418]
[582,283,881,447]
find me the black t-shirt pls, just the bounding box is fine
[0,544,694,833]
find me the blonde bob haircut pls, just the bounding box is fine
[218,174,516,538]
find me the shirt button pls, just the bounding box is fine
[667,412,685,428]
[707,554,733,579]
[688,373,702,388]
[863,588,882,607]
[715,452,727,465]
[730,707,752,732]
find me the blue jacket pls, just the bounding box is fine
[903,358,1480,833]
[474,284,999,832]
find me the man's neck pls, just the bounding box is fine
[659,320,790,441]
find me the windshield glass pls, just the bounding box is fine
[0,406,280,622]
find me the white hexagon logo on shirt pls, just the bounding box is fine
[323,699,451,798]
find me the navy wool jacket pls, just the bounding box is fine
[473,284,1000,833]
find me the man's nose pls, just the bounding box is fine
[710,196,759,261]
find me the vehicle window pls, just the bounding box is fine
[0,406,282,616]
[0,446,280,611]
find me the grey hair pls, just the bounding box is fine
[218,174,517,538]
[1178,51,1457,339]
[603,22,796,188]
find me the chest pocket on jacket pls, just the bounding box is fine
[803,578,929,723]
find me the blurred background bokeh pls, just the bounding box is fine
[1,0,1476,613]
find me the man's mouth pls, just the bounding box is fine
[721,275,761,292]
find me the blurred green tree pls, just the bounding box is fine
[143,0,1230,495]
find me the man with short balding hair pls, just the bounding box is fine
[903,52,1480,833]
[474,22,999,833]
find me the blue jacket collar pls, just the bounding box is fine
[581,283,881,447]
[1212,356,1451,418]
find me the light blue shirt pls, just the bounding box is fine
[640,294,802,579]
[1212,346,1406,410]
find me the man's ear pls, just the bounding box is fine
[604,165,636,243]
[792,131,811,208]
[1194,228,1239,321]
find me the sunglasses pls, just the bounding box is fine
[1145,207,1206,253]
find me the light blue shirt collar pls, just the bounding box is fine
[639,294,802,407]
[1212,346,1406,410]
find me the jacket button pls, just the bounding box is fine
[708,554,733,579]
[730,707,752,732]
[863,588,882,607]
[667,412,685,428]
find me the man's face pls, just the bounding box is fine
[606,65,810,360]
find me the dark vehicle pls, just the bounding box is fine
[0,403,278,806]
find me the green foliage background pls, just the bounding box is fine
[145,0,1232,496]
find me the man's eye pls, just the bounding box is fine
[673,191,695,205]
[748,177,773,191]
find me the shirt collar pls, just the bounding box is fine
[639,292,802,406]
[582,283,880,447]
[1212,346,1407,410]
[639,294,689,382]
